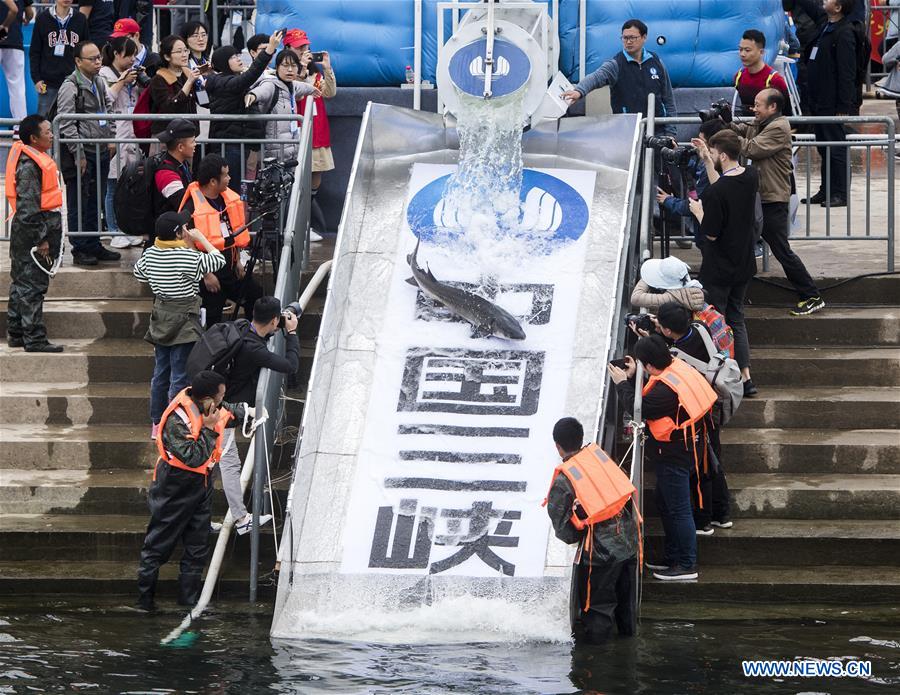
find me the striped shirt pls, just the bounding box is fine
[133,246,225,298]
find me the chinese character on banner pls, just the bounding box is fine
[368,499,436,569]
[429,501,522,576]
[397,348,545,416]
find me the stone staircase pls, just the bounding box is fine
[644,276,900,605]
[0,245,325,598]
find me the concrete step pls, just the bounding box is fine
[0,514,273,562]
[0,264,151,300]
[719,428,900,474]
[744,307,899,347]
[0,468,289,516]
[0,296,325,341]
[747,274,900,307]
[0,424,298,470]
[642,565,900,604]
[644,518,899,567]
[750,347,900,387]
[0,560,274,599]
[0,339,153,383]
[729,387,900,430]
[644,473,900,520]
[0,381,306,426]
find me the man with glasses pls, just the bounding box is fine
[562,18,677,137]
[56,39,123,265]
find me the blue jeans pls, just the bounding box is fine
[104,178,118,232]
[654,461,697,570]
[36,86,59,117]
[150,343,194,424]
[66,151,110,255]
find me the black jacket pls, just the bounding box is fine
[546,463,638,566]
[698,167,759,287]
[28,8,89,88]
[225,320,301,405]
[802,17,859,115]
[207,49,273,140]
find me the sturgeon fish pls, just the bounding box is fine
[405,238,526,340]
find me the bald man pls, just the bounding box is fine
[728,88,822,315]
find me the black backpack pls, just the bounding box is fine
[114,152,164,237]
[186,320,250,379]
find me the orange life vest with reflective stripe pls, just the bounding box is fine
[543,444,636,530]
[178,182,249,251]
[155,388,233,477]
[4,141,64,215]
[642,357,717,443]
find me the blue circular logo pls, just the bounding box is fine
[407,170,590,250]
[448,37,531,98]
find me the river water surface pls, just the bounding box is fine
[0,598,897,694]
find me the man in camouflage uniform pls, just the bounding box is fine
[5,114,64,352]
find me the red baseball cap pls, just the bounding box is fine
[111,18,141,37]
[283,29,310,48]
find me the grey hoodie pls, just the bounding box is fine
[248,74,316,161]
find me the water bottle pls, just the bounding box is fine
[405,65,415,84]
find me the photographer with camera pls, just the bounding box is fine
[654,119,727,250]
[688,129,759,397]
[133,211,225,440]
[110,17,161,79]
[178,154,262,326]
[725,88,824,316]
[209,296,300,536]
[100,35,145,249]
[608,335,717,581]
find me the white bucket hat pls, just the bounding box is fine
[640,256,702,290]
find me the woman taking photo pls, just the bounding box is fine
[180,20,212,137]
[247,50,318,163]
[147,34,199,140]
[99,35,144,248]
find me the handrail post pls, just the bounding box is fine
[639,94,655,260]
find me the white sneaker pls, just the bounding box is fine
[235,513,272,535]
[128,236,145,247]
[309,229,323,242]
[210,521,223,532]
[110,235,131,249]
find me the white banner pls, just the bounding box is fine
[340,163,597,578]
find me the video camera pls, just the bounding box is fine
[646,135,697,169]
[246,158,297,210]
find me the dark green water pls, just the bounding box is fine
[0,598,897,694]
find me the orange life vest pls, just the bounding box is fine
[642,357,717,443]
[178,182,249,251]
[155,388,233,478]
[643,357,717,506]
[543,444,643,612]
[544,444,636,530]
[4,141,64,215]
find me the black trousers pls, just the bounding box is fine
[137,461,212,607]
[200,265,264,327]
[702,281,751,371]
[691,430,731,527]
[571,557,637,644]
[761,202,819,301]
[813,122,849,199]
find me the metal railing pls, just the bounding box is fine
[1,112,313,241]
[248,95,314,602]
[645,114,896,272]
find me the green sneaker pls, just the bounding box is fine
[790,296,825,316]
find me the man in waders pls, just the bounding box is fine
[544,417,640,644]
[5,114,64,352]
[137,369,249,611]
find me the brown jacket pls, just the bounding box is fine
[630,280,705,312]
[730,115,793,203]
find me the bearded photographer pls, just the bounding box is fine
[724,89,824,316]
[688,130,759,397]
[212,296,300,535]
